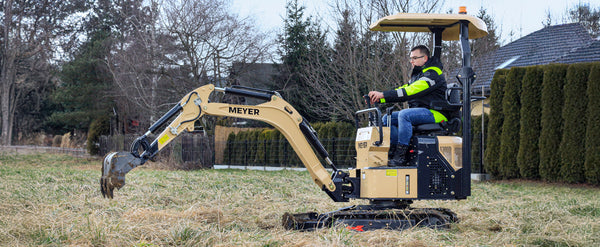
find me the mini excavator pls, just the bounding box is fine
[101,12,488,231]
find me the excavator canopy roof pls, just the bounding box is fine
[369,13,488,40]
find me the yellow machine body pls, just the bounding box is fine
[350,126,463,199]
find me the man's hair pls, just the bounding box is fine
[411,45,431,58]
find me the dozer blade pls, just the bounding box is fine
[283,206,458,231]
[100,152,142,199]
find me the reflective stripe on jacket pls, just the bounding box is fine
[380,56,451,121]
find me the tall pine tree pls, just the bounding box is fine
[559,63,592,183]
[517,66,544,179]
[277,0,329,121]
[484,70,508,177]
[498,67,526,179]
[539,64,569,182]
[49,29,115,131]
[584,63,600,185]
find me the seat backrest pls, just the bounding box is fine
[414,83,463,136]
[441,117,461,134]
[446,83,462,106]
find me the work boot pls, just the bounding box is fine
[388,145,409,167]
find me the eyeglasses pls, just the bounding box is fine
[410,55,425,61]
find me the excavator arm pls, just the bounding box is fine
[101,84,348,201]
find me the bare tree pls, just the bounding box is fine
[0,0,87,144]
[106,0,179,123]
[543,8,554,27]
[162,0,270,88]
[567,3,600,39]
[106,0,270,132]
[438,7,501,83]
[368,0,443,79]
[296,0,443,122]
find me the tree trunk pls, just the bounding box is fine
[1,0,15,145]
[1,63,16,145]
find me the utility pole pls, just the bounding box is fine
[472,85,490,181]
[481,85,485,173]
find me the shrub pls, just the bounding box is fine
[261,129,276,165]
[224,132,236,164]
[539,64,569,182]
[471,114,488,173]
[321,122,337,155]
[62,132,72,148]
[86,115,110,155]
[560,63,593,183]
[234,131,248,164]
[517,66,544,179]
[499,67,526,179]
[226,122,357,167]
[336,122,356,168]
[248,129,262,164]
[52,135,62,147]
[254,129,271,164]
[270,129,282,166]
[484,70,508,177]
[584,63,600,185]
[312,122,324,135]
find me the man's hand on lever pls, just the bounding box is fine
[368,91,384,105]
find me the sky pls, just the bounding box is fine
[231,0,594,44]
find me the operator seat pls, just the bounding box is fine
[413,83,462,136]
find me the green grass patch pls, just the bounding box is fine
[0,154,599,246]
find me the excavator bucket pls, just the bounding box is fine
[100,151,142,198]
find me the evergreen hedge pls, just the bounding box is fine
[266,129,276,163]
[268,129,280,165]
[249,130,261,163]
[224,122,355,167]
[321,122,337,154]
[484,70,508,177]
[235,131,249,164]
[471,114,488,173]
[560,63,593,183]
[254,129,269,164]
[539,64,569,182]
[499,67,526,179]
[517,66,544,179]
[223,132,236,164]
[584,64,600,185]
[336,122,356,166]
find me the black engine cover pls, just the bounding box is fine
[408,136,463,200]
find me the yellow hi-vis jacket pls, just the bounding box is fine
[380,56,454,123]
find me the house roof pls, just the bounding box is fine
[553,40,600,64]
[470,23,594,95]
[230,62,280,90]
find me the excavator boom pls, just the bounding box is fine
[101,84,344,200]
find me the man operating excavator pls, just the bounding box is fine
[101,11,487,231]
[368,45,454,166]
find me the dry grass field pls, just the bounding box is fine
[0,154,599,246]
